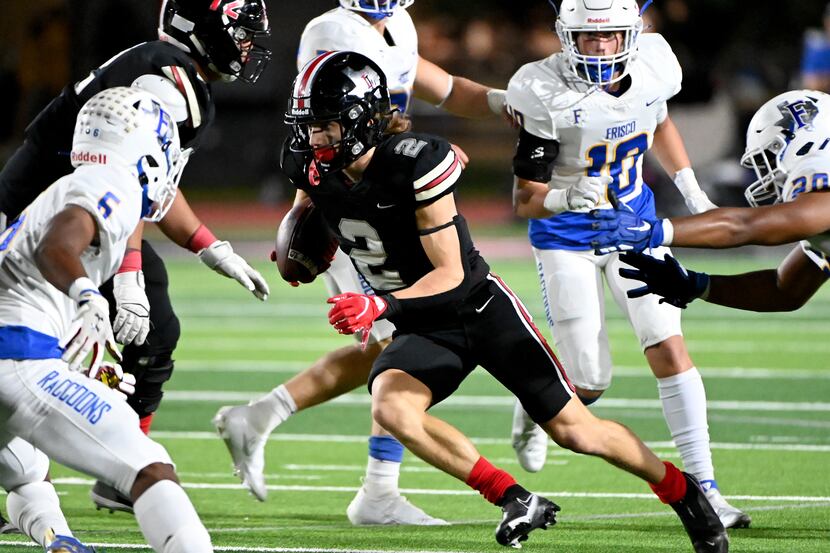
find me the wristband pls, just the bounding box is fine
[435,75,454,108]
[117,248,142,273]
[186,224,217,253]
[660,219,674,246]
[378,294,401,320]
[697,273,712,301]
[673,167,700,198]
[68,277,99,303]
[486,89,506,116]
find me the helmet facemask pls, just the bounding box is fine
[741,135,789,207]
[339,0,414,19]
[556,21,643,87]
[159,0,272,84]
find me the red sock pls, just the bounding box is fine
[465,456,517,505]
[650,461,688,504]
[139,414,154,435]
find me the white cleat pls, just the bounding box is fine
[213,405,268,502]
[704,487,752,529]
[347,485,449,526]
[511,400,548,473]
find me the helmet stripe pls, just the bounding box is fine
[295,51,339,109]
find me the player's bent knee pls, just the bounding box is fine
[131,462,179,502]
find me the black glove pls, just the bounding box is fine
[618,252,710,309]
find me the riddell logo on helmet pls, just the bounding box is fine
[71,151,108,164]
[587,18,611,23]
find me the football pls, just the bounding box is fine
[274,198,339,284]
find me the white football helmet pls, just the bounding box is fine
[555,0,643,87]
[741,90,830,206]
[339,0,414,18]
[72,87,186,222]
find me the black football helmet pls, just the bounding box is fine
[285,51,393,174]
[159,0,271,83]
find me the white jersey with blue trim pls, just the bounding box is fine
[507,33,682,250]
[297,7,418,113]
[0,165,142,344]
[780,149,830,274]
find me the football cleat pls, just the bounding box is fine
[495,492,560,548]
[213,405,268,501]
[45,529,98,553]
[347,485,448,526]
[511,401,548,473]
[0,511,19,534]
[90,481,133,514]
[701,483,752,529]
[670,473,729,553]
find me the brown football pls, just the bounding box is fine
[274,198,339,284]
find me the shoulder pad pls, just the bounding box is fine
[782,151,830,202]
[507,59,565,140]
[377,133,461,205]
[636,33,682,98]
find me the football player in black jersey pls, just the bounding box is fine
[278,51,728,552]
[0,0,271,525]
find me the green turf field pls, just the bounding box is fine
[2,251,829,552]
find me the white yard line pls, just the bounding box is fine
[147,431,830,452]
[47,477,830,502]
[172,360,830,380]
[159,390,830,413]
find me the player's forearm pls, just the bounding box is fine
[512,178,553,219]
[705,271,808,312]
[391,266,464,301]
[440,77,498,119]
[651,116,691,176]
[156,190,203,248]
[669,208,775,248]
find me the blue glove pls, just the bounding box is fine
[618,252,710,309]
[590,201,665,255]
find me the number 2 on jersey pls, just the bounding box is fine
[586,132,650,193]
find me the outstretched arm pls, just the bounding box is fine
[705,246,828,312]
[414,57,504,119]
[670,191,830,248]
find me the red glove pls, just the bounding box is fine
[327,293,388,336]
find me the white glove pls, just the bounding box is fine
[674,167,717,214]
[60,281,122,374]
[543,175,613,214]
[198,240,270,301]
[112,271,150,346]
[91,362,136,401]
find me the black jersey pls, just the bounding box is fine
[0,41,214,219]
[281,131,490,300]
[28,41,213,151]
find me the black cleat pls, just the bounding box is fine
[670,473,729,553]
[495,492,560,548]
[0,511,19,534]
[90,481,134,514]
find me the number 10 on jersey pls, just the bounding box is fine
[585,132,650,194]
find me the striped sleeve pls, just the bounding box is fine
[412,146,462,204]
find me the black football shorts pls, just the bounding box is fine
[369,274,575,423]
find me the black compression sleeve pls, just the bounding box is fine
[513,129,559,182]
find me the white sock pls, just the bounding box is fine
[247,384,297,435]
[657,367,715,482]
[363,458,401,498]
[6,481,71,547]
[133,480,212,553]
